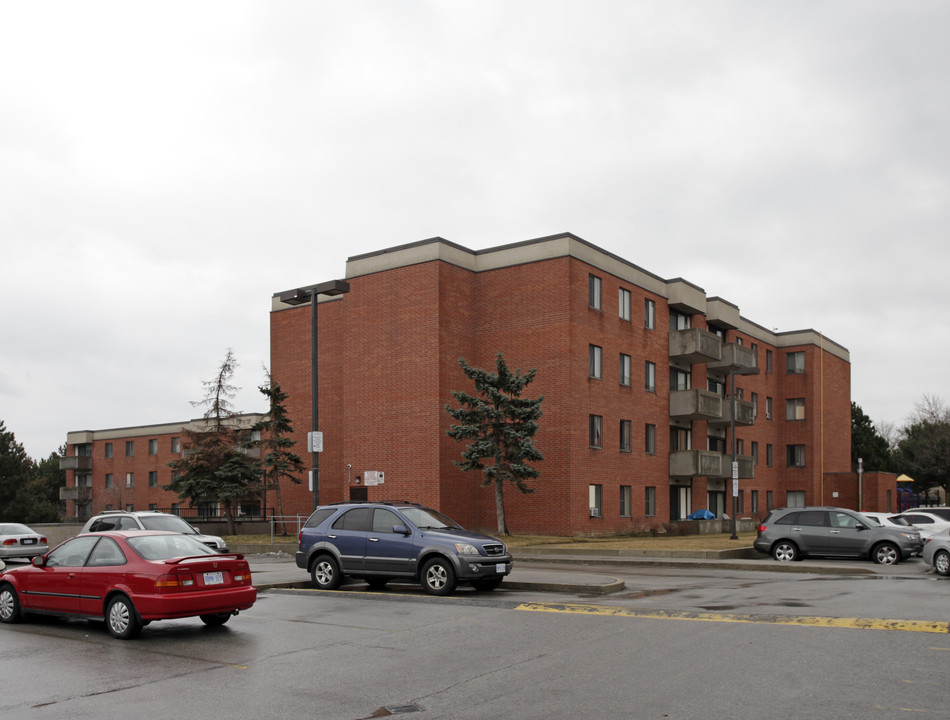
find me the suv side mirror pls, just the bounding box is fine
[393,524,411,536]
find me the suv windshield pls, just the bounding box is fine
[400,507,462,530]
[138,516,196,534]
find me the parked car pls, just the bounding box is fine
[895,511,950,540]
[296,501,513,596]
[922,527,950,576]
[81,510,228,552]
[861,512,915,529]
[908,507,950,522]
[0,530,256,639]
[754,506,922,564]
[0,523,49,560]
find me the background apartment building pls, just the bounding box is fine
[269,233,868,536]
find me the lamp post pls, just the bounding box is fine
[278,279,350,511]
[729,366,760,539]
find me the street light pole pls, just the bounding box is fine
[278,279,350,511]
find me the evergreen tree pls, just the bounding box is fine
[0,420,35,519]
[446,354,544,536]
[896,395,950,498]
[251,380,304,535]
[167,350,260,534]
[851,402,893,472]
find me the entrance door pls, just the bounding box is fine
[670,485,692,521]
[707,491,725,518]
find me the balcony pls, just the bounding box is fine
[708,399,755,426]
[59,487,93,502]
[669,328,722,365]
[669,451,755,478]
[670,389,722,421]
[708,342,756,375]
[59,456,93,472]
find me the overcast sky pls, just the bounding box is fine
[2,1,949,460]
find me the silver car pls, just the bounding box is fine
[922,527,950,576]
[754,506,923,565]
[0,523,49,560]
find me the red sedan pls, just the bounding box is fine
[0,530,256,639]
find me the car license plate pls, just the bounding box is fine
[496,563,506,573]
[23,539,35,545]
[203,571,224,586]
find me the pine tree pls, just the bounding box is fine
[446,354,544,536]
[167,350,260,534]
[251,380,304,535]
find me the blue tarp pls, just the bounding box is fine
[687,509,716,520]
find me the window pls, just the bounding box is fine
[620,486,632,517]
[766,349,773,373]
[787,491,806,507]
[77,473,91,488]
[105,473,113,489]
[589,484,603,517]
[619,354,632,386]
[171,437,181,454]
[125,441,134,457]
[644,299,655,330]
[125,472,134,488]
[589,345,602,379]
[670,310,690,330]
[670,367,690,391]
[645,487,657,516]
[736,439,744,455]
[751,441,759,465]
[766,491,774,510]
[737,490,744,514]
[751,490,759,515]
[786,351,805,374]
[766,396,773,420]
[766,444,773,467]
[620,420,632,452]
[786,444,806,467]
[104,442,113,458]
[751,392,758,418]
[709,435,726,453]
[670,426,690,452]
[619,288,631,321]
[148,503,158,511]
[588,275,602,310]
[589,415,603,448]
[645,424,656,454]
[645,361,656,392]
[708,377,725,396]
[148,471,158,488]
[148,438,158,455]
[786,398,806,421]
[125,504,135,512]
[751,343,758,366]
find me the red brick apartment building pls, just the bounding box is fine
[266,233,885,536]
[60,416,263,521]
[61,233,895,534]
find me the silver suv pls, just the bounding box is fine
[80,511,228,552]
[754,506,922,565]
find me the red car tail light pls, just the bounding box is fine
[757,524,767,532]
[2,539,16,546]
[41,537,47,544]
[154,571,196,591]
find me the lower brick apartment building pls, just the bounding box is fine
[61,233,898,534]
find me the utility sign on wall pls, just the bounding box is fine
[307,432,323,453]
[364,471,385,486]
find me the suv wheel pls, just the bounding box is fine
[771,541,799,562]
[421,557,457,596]
[934,550,950,576]
[310,555,343,590]
[873,542,900,565]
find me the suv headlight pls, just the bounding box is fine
[454,542,479,555]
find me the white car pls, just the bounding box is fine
[80,511,228,552]
[922,527,950,576]
[861,512,915,530]
[896,511,950,540]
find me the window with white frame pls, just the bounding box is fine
[670,367,690,391]
[619,288,631,321]
[589,345,602,379]
[125,472,134,488]
[589,484,603,517]
[786,351,805,374]
[786,444,806,467]
[645,361,656,392]
[620,420,632,452]
[670,310,690,330]
[148,438,158,455]
[645,486,657,516]
[645,424,657,454]
[620,486,632,517]
[589,275,602,310]
[589,415,603,448]
[644,298,655,330]
[766,396,773,420]
[619,354,632,386]
[786,398,805,421]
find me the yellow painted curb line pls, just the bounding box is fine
[515,602,950,634]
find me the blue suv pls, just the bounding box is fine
[295,502,513,595]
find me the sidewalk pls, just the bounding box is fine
[245,544,900,595]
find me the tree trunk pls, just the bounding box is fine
[274,473,288,535]
[224,499,237,535]
[494,476,508,536]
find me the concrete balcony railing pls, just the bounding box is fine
[59,487,93,501]
[708,342,756,375]
[670,450,755,479]
[669,328,722,365]
[59,456,93,472]
[708,399,756,426]
[670,389,723,421]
